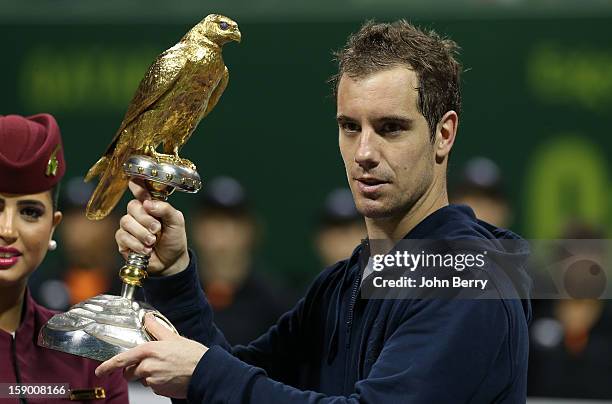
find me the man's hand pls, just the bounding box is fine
[116,181,189,276]
[96,313,208,399]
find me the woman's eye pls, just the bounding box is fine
[21,207,43,219]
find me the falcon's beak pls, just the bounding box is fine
[231,28,242,43]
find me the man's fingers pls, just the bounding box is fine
[129,180,152,202]
[126,200,162,235]
[124,360,155,382]
[142,200,185,229]
[95,344,151,377]
[123,364,139,382]
[116,228,152,256]
[145,313,179,341]
[120,213,158,247]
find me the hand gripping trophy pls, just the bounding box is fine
[38,14,241,361]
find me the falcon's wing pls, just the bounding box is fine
[202,66,229,118]
[99,44,189,156]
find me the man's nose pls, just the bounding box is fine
[0,211,17,243]
[354,129,380,171]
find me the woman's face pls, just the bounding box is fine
[0,191,62,287]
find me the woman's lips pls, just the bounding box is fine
[0,256,20,270]
[0,247,22,270]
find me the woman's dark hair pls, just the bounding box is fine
[51,183,61,211]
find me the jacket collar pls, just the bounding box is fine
[0,289,37,344]
[403,204,476,239]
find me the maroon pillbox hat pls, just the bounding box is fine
[0,113,66,194]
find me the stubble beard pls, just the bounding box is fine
[354,172,432,222]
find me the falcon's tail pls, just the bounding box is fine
[85,145,130,221]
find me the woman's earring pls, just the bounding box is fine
[48,240,57,251]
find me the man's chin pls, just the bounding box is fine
[356,200,395,219]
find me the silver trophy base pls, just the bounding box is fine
[38,294,175,362]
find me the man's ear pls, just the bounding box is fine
[434,110,459,161]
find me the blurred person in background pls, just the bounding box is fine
[528,223,612,399]
[57,178,123,305]
[191,176,291,345]
[450,156,511,228]
[0,113,128,401]
[315,188,365,267]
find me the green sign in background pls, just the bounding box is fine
[1,17,611,284]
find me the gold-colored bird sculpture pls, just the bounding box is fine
[85,14,241,220]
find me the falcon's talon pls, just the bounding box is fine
[177,157,196,170]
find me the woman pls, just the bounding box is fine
[0,113,128,402]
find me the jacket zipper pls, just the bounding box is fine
[346,271,361,347]
[346,239,368,342]
[343,269,362,393]
[11,335,27,404]
[346,239,369,352]
[344,240,367,391]
[346,274,361,340]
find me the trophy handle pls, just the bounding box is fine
[119,154,202,300]
[142,311,179,340]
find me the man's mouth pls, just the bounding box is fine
[355,176,389,194]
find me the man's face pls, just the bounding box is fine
[337,67,436,219]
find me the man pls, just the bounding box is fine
[97,20,531,402]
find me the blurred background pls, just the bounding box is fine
[2,0,611,402]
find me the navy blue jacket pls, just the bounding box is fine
[143,205,531,403]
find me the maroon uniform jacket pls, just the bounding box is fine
[0,291,128,403]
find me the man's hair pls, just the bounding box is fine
[331,20,462,141]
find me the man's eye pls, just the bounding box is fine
[341,122,360,133]
[380,122,402,133]
[21,207,43,219]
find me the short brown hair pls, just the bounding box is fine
[331,20,462,141]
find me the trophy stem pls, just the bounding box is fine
[118,251,150,296]
[149,190,170,201]
[119,177,167,298]
[121,283,136,300]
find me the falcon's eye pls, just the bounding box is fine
[219,22,229,31]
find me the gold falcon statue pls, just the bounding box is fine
[85,14,241,220]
